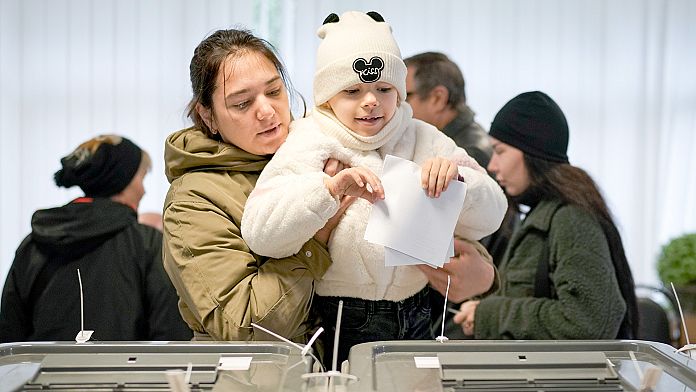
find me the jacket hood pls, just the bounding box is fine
[30,198,137,257]
[165,127,269,183]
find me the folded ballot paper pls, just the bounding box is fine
[364,155,467,268]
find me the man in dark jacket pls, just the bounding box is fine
[0,135,191,342]
[404,51,515,262]
[404,52,492,167]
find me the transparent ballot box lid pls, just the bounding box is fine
[0,341,313,391]
[346,340,696,392]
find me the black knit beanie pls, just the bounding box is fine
[489,91,569,163]
[54,135,142,197]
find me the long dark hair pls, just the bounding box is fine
[523,154,638,339]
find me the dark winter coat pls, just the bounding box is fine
[442,106,492,168]
[0,198,191,342]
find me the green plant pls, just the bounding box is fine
[657,233,696,286]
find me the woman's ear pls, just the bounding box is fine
[196,103,216,133]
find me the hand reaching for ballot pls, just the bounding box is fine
[421,157,459,198]
[324,167,385,203]
[417,239,495,303]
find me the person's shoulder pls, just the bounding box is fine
[554,203,597,225]
[10,234,39,270]
[165,168,253,216]
[528,200,595,234]
[130,222,163,249]
[461,121,491,148]
[133,222,163,237]
[550,203,605,241]
[547,203,613,262]
[171,169,253,197]
[467,120,488,136]
[14,233,34,253]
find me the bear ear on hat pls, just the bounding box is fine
[366,11,384,22]
[323,13,339,24]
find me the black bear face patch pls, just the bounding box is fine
[352,57,384,83]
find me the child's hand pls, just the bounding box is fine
[421,157,459,198]
[324,167,384,203]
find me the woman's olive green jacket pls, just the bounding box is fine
[163,127,331,342]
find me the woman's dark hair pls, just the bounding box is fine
[523,154,639,339]
[186,29,301,139]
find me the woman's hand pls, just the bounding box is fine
[453,300,479,336]
[417,239,495,303]
[324,167,385,203]
[421,157,459,198]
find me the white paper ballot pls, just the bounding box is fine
[365,155,467,266]
[384,238,454,268]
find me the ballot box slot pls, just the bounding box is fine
[438,351,622,391]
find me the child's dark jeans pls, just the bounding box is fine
[314,286,433,367]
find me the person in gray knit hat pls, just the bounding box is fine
[241,11,507,365]
[453,91,638,341]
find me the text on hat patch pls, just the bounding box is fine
[352,57,384,83]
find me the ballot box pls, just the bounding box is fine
[346,340,696,391]
[0,341,313,391]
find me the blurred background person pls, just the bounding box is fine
[404,52,491,167]
[0,135,191,342]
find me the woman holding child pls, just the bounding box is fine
[161,29,346,343]
[163,14,502,351]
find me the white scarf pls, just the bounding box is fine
[312,103,413,151]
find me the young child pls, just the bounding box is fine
[241,11,506,364]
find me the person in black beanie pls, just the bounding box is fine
[453,91,639,340]
[54,135,144,199]
[0,135,192,343]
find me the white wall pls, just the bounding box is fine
[1,0,695,287]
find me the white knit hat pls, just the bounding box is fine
[313,11,407,106]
